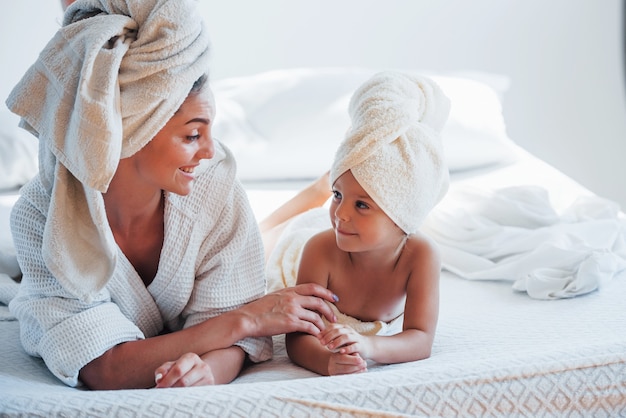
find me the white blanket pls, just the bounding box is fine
[422,185,626,299]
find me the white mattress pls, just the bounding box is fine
[1,151,625,417]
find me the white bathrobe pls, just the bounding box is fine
[9,143,272,387]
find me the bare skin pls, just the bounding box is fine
[285,170,440,376]
[79,90,337,391]
[58,0,337,391]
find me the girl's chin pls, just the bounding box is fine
[335,236,360,253]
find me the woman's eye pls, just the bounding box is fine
[186,134,201,141]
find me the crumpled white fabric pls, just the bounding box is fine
[422,185,626,299]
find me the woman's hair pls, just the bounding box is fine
[190,73,208,95]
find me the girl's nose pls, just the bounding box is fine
[334,201,350,222]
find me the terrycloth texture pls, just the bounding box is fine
[322,302,404,337]
[9,143,272,387]
[5,0,210,302]
[330,71,451,233]
[266,208,330,292]
[422,185,626,299]
[0,274,19,321]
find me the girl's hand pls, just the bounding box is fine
[327,352,367,376]
[319,323,372,359]
[154,352,215,388]
[242,283,338,337]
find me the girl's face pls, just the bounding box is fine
[130,91,215,196]
[330,170,405,253]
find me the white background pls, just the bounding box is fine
[2,0,625,207]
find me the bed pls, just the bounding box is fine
[1,67,625,417]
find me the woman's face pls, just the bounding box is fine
[130,91,215,196]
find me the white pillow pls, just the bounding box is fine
[0,110,39,191]
[211,67,519,181]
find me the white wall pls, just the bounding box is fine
[3,0,625,208]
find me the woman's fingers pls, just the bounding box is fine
[328,353,367,375]
[245,284,338,336]
[154,353,215,388]
[294,282,339,304]
[290,283,338,323]
[154,361,174,387]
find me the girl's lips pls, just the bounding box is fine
[335,226,355,236]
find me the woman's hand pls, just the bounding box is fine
[327,352,368,376]
[154,352,215,388]
[242,283,338,337]
[154,346,245,388]
[318,323,372,360]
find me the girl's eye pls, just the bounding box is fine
[356,200,369,210]
[186,134,201,142]
[332,190,342,200]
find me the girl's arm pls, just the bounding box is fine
[362,236,441,364]
[285,232,339,375]
[286,332,334,375]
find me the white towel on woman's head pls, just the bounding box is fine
[6,0,210,301]
[330,71,451,234]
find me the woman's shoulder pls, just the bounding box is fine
[11,176,49,213]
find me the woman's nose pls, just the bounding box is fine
[198,135,215,160]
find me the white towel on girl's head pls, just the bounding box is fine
[5,0,210,302]
[330,71,451,234]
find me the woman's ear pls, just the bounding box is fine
[61,0,76,11]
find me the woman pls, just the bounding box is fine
[8,0,335,390]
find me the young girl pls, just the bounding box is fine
[262,71,451,376]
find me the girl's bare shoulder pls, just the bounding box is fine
[403,231,441,267]
[304,228,339,253]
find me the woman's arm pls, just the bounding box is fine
[79,309,248,389]
[79,283,338,390]
[154,346,246,387]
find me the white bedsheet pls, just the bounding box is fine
[1,150,625,417]
[1,270,625,416]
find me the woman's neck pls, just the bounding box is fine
[102,161,164,235]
